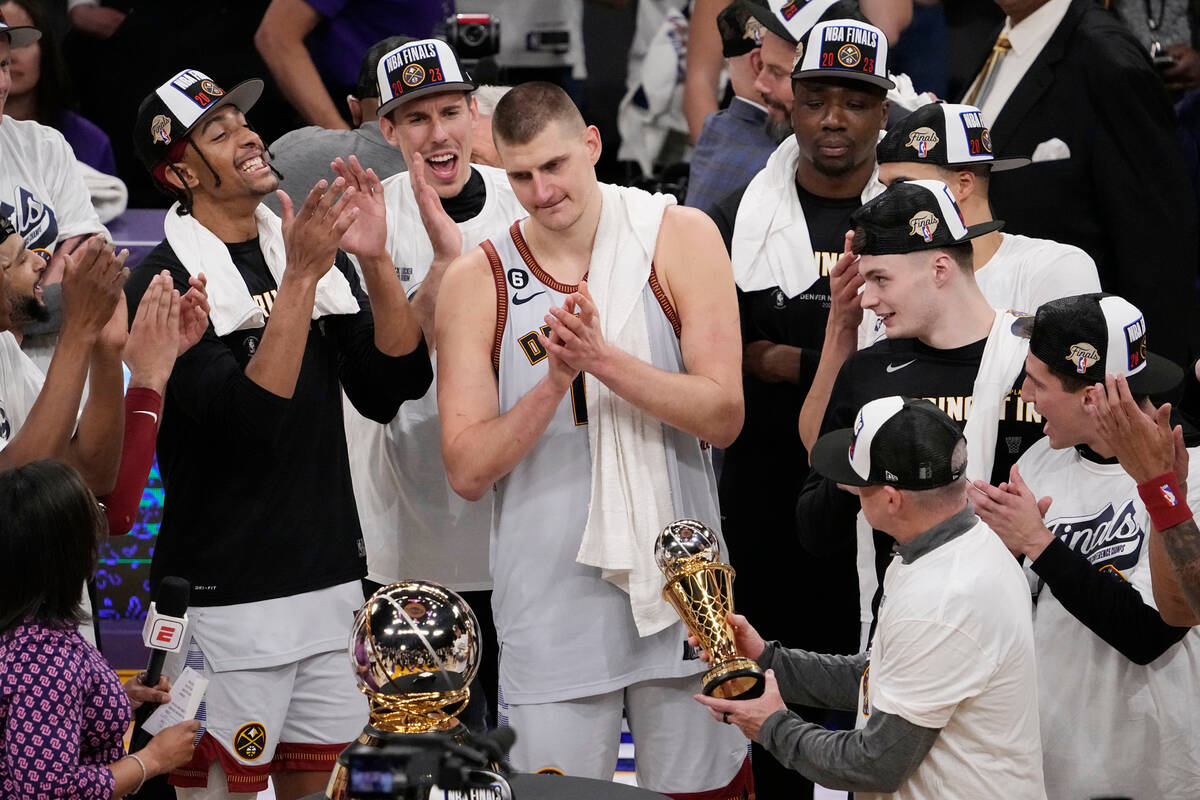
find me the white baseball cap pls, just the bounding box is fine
[376,38,476,118]
[791,18,895,90]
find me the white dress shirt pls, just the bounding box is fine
[969,0,1072,122]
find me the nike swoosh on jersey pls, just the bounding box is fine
[886,359,916,373]
[513,291,546,305]
[133,410,160,423]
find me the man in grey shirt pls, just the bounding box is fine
[695,396,1045,797]
[263,35,409,214]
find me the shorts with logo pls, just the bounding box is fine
[164,582,369,793]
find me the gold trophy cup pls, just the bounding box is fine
[656,519,765,700]
[326,581,481,799]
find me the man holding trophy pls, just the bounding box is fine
[694,396,1047,798]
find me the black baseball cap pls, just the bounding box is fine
[356,36,416,99]
[376,38,476,118]
[850,179,1003,256]
[811,396,966,490]
[133,68,264,175]
[0,10,40,48]
[732,0,859,48]
[877,103,1029,171]
[792,18,895,90]
[1012,293,1183,395]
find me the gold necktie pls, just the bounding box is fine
[963,34,1012,107]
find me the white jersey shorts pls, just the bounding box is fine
[168,638,368,794]
[499,674,752,798]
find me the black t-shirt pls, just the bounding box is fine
[441,167,487,223]
[125,239,432,606]
[710,181,864,655]
[716,181,861,522]
[796,334,1044,626]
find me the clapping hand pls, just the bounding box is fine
[178,273,210,354]
[1085,373,1183,488]
[277,177,358,284]
[331,156,388,259]
[411,152,463,263]
[969,465,1054,559]
[124,272,181,393]
[62,238,129,341]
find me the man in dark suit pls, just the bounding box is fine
[963,0,1198,367]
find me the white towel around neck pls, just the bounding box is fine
[576,183,681,637]
[963,309,1030,482]
[163,202,359,336]
[730,135,885,298]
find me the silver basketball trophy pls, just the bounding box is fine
[656,520,765,700]
[327,581,511,800]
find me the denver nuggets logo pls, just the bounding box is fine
[1066,342,1100,374]
[981,128,993,153]
[402,64,426,87]
[403,602,427,619]
[837,44,862,68]
[233,722,267,761]
[779,0,801,20]
[908,211,939,243]
[200,80,224,97]
[151,114,172,145]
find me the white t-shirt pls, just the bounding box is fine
[0,331,97,644]
[859,232,1101,348]
[0,116,107,255]
[856,520,1046,800]
[0,331,42,452]
[344,165,527,589]
[1016,439,1200,798]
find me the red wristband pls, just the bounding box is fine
[1137,471,1193,531]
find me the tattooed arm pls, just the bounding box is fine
[1087,374,1200,625]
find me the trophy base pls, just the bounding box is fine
[703,658,765,700]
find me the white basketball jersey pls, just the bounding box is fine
[345,165,528,588]
[484,219,719,704]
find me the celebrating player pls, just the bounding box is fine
[436,81,751,797]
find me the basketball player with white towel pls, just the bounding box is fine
[436,81,752,798]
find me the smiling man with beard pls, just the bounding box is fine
[124,68,432,800]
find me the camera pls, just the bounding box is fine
[344,730,514,800]
[442,13,501,62]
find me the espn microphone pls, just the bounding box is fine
[130,577,190,752]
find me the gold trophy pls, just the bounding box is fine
[656,519,765,700]
[326,581,481,799]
